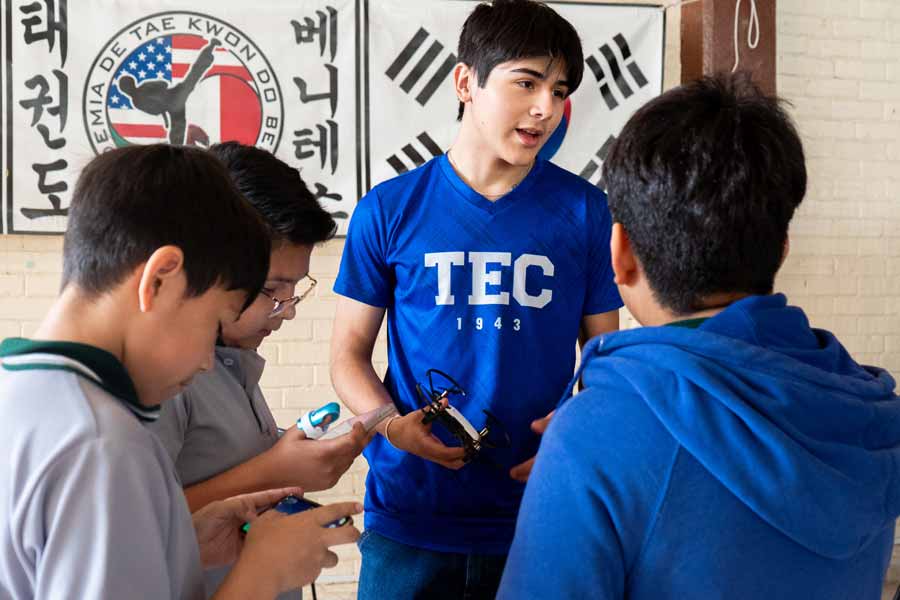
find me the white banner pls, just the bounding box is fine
[367,1,664,191]
[1,0,663,235]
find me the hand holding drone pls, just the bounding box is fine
[381,398,468,470]
[413,369,511,468]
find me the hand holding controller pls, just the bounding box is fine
[233,494,362,595]
[297,402,341,439]
[241,494,352,534]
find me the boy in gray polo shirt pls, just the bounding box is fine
[0,145,361,599]
[150,143,371,598]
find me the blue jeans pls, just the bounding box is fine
[357,530,508,600]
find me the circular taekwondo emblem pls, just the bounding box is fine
[83,12,283,155]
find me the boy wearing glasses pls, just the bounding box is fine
[151,143,371,599]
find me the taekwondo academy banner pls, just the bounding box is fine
[1,0,663,235]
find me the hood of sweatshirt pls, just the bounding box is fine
[568,294,900,560]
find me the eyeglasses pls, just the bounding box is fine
[259,275,317,317]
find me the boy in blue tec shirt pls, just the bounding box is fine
[331,1,622,598]
[499,74,900,600]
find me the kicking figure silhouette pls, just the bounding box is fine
[118,38,221,145]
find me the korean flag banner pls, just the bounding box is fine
[363,1,664,196]
[2,0,662,235]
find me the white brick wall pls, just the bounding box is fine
[778,0,900,385]
[1,1,898,597]
[777,4,900,592]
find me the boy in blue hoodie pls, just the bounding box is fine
[498,73,900,600]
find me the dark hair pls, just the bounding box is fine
[457,0,583,120]
[209,142,336,246]
[62,144,270,311]
[602,73,807,315]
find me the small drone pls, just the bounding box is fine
[416,369,509,465]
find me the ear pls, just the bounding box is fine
[453,62,474,104]
[610,223,639,287]
[779,236,790,268]
[137,245,186,313]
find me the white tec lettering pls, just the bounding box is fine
[423,252,554,308]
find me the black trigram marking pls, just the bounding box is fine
[385,27,456,106]
[613,33,649,88]
[579,135,617,189]
[585,33,649,110]
[585,56,619,110]
[386,132,444,174]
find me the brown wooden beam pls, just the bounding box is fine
[680,0,776,95]
[680,0,705,85]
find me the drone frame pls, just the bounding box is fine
[416,368,510,464]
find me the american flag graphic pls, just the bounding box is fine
[107,35,262,146]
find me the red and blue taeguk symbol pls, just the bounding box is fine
[538,97,571,161]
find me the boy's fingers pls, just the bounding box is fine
[322,550,339,568]
[531,411,554,434]
[439,446,467,460]
[509,415,551,480]
[280,425,305,441]
[348,422,372,448]
[509,457,535,482]
[417,397,449,420]
[322,522,361,546]
[438,458,467,470]
[420,435,466,461]
[254,507,284,524]
[311,502,363,527]
[434,450,467,466]
[416,409,433,429]
[241,487,304,513]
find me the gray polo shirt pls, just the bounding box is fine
[0,338,205,599]
[151,346,279,486]
[150,346,300,599]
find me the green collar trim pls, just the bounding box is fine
[0,338,158,422]
[665,317,709,330]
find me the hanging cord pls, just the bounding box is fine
[660,0,760,73]
[311,582,318,600]
[733,0,760,72]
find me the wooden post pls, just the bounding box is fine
[680,0,776,95]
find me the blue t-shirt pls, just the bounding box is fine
[334,154,621,553]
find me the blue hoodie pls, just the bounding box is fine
[498,294,900,600]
